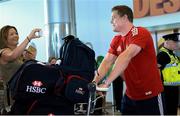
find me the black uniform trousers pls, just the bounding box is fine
[164,86,179,115]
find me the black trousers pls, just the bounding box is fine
[121,94,165,115]
[164,86,179,115]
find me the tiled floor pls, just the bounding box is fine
[103,102,180,115]
[105,108,180,115]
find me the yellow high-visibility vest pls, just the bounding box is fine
[160,47,180,83]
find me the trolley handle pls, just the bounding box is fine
[87,82,96,92]
[96,86,109,92]
[88,82,109,92]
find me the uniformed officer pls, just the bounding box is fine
[157,33,180,115]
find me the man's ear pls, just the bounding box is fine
[163,41,168,47]
[122,14,128,22]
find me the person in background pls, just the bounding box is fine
[0,25,41,111]
[48,56,57,65]
[93,5,164,115]
[22,42,37,62]
[157,33,180,115]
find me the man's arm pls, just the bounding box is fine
[104,44,141,87]
[93,53,117,84]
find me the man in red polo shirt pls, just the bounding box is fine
[93,5,164,115]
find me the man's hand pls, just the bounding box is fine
[96,83,109,96]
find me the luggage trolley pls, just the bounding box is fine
[74,82,109,115]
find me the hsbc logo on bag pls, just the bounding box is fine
[26,86,46,94]
[32,81,43,87]
[75,87,85,95]
[26,80,46,94]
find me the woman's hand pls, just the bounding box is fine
[28,28,42,40]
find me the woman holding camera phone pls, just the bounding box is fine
[0,25,41,111]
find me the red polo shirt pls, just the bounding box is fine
[108,26,163,100]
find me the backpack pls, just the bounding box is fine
[7,60,67,114]
[8,60,65,99]
[59,35,96,79]
[59,35,96,103]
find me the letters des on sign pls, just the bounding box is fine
[133,0,180,18]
